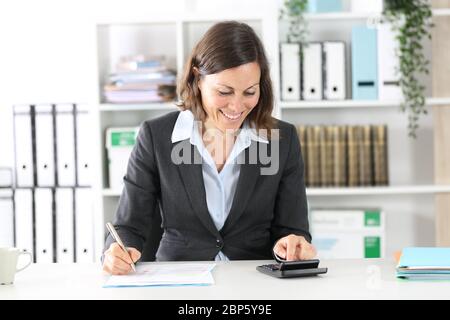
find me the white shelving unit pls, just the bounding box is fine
[89,1,450,260]
[279,97,450,109]
[103,185,450,197]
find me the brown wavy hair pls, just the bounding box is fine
[177,21,276,138]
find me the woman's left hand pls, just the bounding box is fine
[273,234,317,261]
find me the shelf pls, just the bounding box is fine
[99,102,179,112]
[104,185,450,197]
[300,9,450,21]
[279,97,450,110]
[306,185,450,196]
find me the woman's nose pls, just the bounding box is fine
[228,96,245,112]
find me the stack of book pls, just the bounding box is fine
[103,55,177,104]
[396,247,450,280]
[296,124,389,187]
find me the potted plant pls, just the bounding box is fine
[383,0,433,138]
[280,0,309,43]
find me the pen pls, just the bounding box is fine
[106,222,136,272]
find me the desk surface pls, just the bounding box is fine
[1,259,449,299]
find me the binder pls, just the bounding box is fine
[347,126,361,186]
[76,105,93,186]
[75,188,94,263]
[55,188,75,263]
[55,104,76,186]
[0,167,13,187]
[359,126,373,186]
[308,0,342,13]
[319,127,333,186]
[35,105,56,187]
[296,125,307,186]
[14,189,34,256]
[306,126,321,187]
[35,188,54,263]
[372,125,389,185]
[352,26,378,100]
[303,43,323,100]
[323,42,346,100]
[377,23,403,100]
[332,126,347,186]
[0,189,14,247]
[13,105,34,187]
[280,43,301,101]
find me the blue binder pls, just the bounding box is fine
[308,0,342,13]
[352,26,378,100]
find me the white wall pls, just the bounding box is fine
[0,0,266,168]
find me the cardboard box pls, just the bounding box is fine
[106,127,139,190]
[311,208,385,259]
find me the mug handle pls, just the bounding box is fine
[16,251,33,272]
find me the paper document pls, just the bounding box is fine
[104,263,216,288]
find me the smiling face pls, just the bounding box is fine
[198,62,261,133]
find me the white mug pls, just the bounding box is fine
[0,247,33,285]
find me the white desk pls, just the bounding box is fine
[0,259,449,299]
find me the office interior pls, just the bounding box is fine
[0,0,449,267]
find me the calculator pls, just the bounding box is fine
[256,259,328,278]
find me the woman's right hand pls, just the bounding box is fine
[102,242,141,275]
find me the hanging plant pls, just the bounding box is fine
[383,0,433,138]
[280,0,309,43]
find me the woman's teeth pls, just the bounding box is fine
[220,110,242,120]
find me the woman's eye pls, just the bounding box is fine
[245,92,256,96]
[218,91,232,96]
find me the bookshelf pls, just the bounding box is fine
[279,97,450,109]
[103,185,450,198]
[89,1,450,261]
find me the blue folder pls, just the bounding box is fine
[397,247,450,280]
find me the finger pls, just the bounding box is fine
[111,265,130,275]
[108,254,132,272]
[298,240,317,260]
[127,248,141,263]
[110,243,133,264]
[299,249,314,260]
[273,241,287,259]
[286,237,298,261]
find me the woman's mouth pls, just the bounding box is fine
[220,110,243,121]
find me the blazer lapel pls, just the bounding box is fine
[222,146,261,233]
[176,143,220,238]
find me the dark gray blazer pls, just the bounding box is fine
[105,111,310,261]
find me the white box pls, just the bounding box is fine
[106,127,139,190]
[350,0,383,13]
[311,208,385,259]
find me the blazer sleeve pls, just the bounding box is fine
[104,121,160,253]
[271,124,311,245]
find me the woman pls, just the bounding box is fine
[103,21,315,275]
